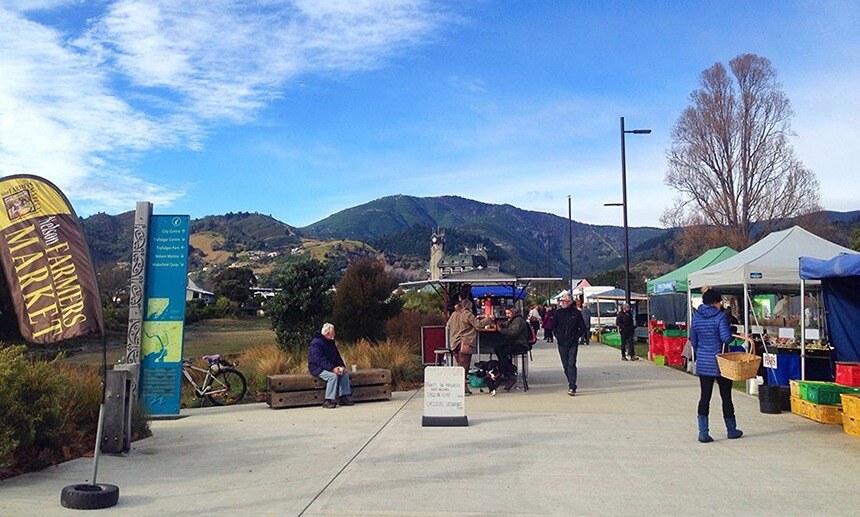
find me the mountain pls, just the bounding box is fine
[302,195,668,276]
[76,199,860,284]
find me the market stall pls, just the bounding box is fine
[687,226,856,383]
[647,246,737,323]
[800,253,860,366]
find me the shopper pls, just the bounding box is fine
[690,288,743,442]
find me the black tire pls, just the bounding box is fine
[60,483,119,510]
[207,368,247,406]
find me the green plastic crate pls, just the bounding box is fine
[601,332,621,347]
[800,381,860,406]
[654,355,666,366]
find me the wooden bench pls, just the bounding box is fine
[266,368,392,409]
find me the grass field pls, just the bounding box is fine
[64,317,276,366]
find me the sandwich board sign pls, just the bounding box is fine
[422,366,468,427]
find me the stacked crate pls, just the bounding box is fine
[789,379,860,425]
[836,362,860,437]
[663,329,687,367]
[841,394,860,437]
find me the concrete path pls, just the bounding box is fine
[2,340,859,516]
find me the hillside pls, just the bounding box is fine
[303,195,668,276]
[75,200,860,287]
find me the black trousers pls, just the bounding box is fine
[621,333,635,357]
[698,375,735,418]
[557,343,579,392]
[495,344,529,378]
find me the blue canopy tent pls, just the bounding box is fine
[800,254,860,370]
[470,286,527,300]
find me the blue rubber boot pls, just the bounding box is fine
[697,415,713,443]
[725,417,743,439]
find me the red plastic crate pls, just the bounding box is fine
[650,334,664,355]
[666,352,685,366]
[663,336,687,354]
[836,362,860,387]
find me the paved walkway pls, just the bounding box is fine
[2,340,859,516]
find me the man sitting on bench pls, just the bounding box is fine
[494,307,530,391]
[308,323,354,409]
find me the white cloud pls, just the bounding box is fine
[0,7,185,207]
[0,1,447,210]
[80,0,446,121]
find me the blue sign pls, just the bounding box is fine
[140,215,189,415]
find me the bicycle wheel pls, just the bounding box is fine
[206,368,247,406]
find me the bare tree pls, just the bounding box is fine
[663,54,820,250]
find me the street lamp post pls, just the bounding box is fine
[568,195,573,293]
[617,117,650,308]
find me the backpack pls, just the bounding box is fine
[518,315,538,347]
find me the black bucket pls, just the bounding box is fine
[759,385,782,414]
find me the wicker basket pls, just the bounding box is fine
[716,337,760,381]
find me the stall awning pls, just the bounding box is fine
[688,226,854,290]
[800,254,860,362]
[646,246,737,294]
[471,286,526,299]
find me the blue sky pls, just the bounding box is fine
[1,1,858,228]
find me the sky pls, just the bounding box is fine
[1,1,858,229]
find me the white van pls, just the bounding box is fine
[587,300,618,331]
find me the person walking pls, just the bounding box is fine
[578,299,591,345]
[542,305,554,342]
[616,303,637,361]
[552,293,586,396]
[691,288,743,442]
[528,303,542,340]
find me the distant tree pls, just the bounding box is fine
[96,262,130,306]
[333,258,403,343]
[589,268,646,294]
[400,290,444,314]
[213,267,256,306]
[267,259,334,350]
[663,53,821,251]
[851,228,860,252]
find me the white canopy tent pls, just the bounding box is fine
[687,225,856,379]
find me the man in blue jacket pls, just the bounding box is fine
[690,289,742,442]
[308,323,353,409]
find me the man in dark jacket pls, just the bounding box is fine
[552,293,587,395]
[494,307,531,391]
[308,323,353,408]
[616,303,638,361]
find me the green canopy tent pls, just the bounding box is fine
[647,246,738,323]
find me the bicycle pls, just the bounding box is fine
[181,354,247,406]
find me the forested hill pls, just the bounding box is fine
[302,195,668,276]
[80,211,301,265]
[190,212,302,251]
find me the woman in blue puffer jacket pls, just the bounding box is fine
[690,288,743,443]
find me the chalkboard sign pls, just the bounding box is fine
[422,366,468,427]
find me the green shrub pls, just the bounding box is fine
[0,346,101,477]
[401,290,445,314]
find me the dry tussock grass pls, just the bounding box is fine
[341,339,422,390]
[239,344,308,392]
